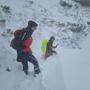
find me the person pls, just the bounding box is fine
[45,36,58,59]
[12,21,40,75]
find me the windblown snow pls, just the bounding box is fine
[0,0,90,90]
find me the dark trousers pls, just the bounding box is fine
[21,52,39,73]
[45,50,57,59]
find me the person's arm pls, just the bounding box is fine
[52,44,59,48]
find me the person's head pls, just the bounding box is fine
[50,36,55,42]
[28,21,38,31]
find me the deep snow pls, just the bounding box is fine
[0,0,90,90]
[0,28,90,90]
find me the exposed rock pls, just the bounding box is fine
[74,0,90,6]
[1,5,11,14]
[0,19,6,28]
[60,0,73,8]
[67,23,86,33]
[87,21,90,25]
[0,64,2,68]
[6,67,11,72]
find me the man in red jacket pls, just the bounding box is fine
[15,21,40,75]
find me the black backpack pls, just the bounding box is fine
[10,29,26,50]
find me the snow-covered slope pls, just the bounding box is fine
[0,0,90,90]
[61,33,90,90]
[0,36,46,90]
[0,32,90,90]
[0,27,90,90]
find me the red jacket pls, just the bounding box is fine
[23,37,33,53]
[14,30,33,53]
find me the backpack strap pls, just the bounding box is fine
[21,32,26,40]
[14,28,33,42]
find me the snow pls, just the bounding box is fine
[0,28,90,90]
[61,49,90,90]
[42,55,66,90]
[0,0,90,90]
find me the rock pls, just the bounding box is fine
[67,23,86,33]
[6,67,11,72]
[74,0,90,7]
[60,0,73,8]
[0,64,2,68]
[87,21,90,25]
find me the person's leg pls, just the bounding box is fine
[22,60,28,75]
[27,53,40,74]
[52,50,57,54]
[17,50,24,62]
[45,50,53,59]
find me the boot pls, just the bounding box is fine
[23,70,28,75]
[34,65,41,75]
